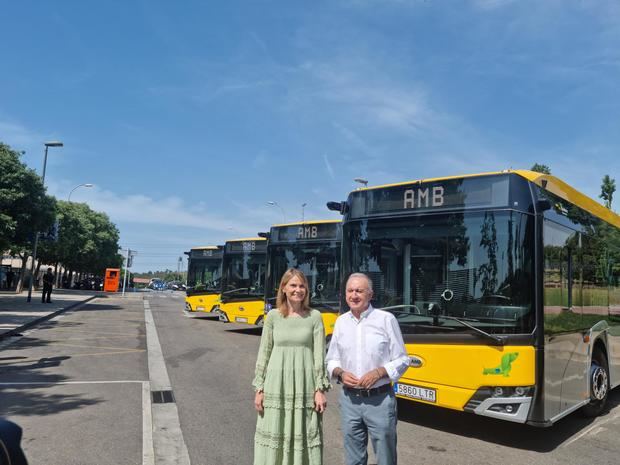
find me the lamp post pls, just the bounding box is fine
[301,203,307,222]
[267,201,287,223]
[354,177,368,188]
[68,183,94,201]
[27,141,63,302]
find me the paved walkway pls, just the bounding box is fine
[0,290,113,339]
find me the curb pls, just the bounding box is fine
[0,295,99,341]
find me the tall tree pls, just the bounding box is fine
[530,163,551,175]
[600,175,616,209]
[1,143,56,290]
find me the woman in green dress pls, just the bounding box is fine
[253,268,330,465]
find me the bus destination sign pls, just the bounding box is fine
[190,248,222,260]
[226,240,267,253]
[348,175,510,218]
[270,222,341,243]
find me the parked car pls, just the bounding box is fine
[148,279,165,291]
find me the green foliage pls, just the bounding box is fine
[600,174,616,209]
[38,201,122,274]
[530,163,551,175]
[0,142,56,253]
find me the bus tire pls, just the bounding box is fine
[581,349,609,418]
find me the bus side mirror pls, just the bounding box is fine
[536,199,552,212]
[326,201,348,215]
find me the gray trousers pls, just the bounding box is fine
[339,388,397,465]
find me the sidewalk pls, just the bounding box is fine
[0,289,106,340]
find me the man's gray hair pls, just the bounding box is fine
[346,272,373,291]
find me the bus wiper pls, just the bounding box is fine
[223,287,249,294]
[438,315,505,346]
[381,304,421,315]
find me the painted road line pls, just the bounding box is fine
[143,381,155,465]
[144,300,191,465]
[562,409,620,447]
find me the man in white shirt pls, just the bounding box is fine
[326,273,409,465]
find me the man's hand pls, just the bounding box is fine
[340,371,360,388]
[357,368,384,389]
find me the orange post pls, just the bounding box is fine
[104,268,121,292]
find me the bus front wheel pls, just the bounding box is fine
[582,350,609,418]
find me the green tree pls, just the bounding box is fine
[600,174,616,209]
[530,163,551,175]
[1,143,56,290]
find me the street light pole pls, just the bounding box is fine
[267,201,287,223]
[68,183,94,201]
[27,141,63,303]
[301,203,307,222]
[354,177,368,189]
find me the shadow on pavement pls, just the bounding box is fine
[397,389,620,452]
[224,327,263,336]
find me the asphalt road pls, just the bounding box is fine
[1,290,620,465]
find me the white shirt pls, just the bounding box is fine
[326,305,409,388]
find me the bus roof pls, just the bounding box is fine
[352,169,620,228]
[271,219,341,228]
[189,246,221,251]
[225,237,267,243]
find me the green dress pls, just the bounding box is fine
[252,309,330,465]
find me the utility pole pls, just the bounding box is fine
[122,248,130,297]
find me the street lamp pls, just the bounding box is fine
[354,177,368,188]
[27,140,64,302]
[68,183,94,201]
[301,203,307,222]
[267,201,287,223]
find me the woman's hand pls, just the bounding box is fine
[314,390,327,413]
[254,390,264,414]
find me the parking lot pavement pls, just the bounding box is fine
[0,290,134,340]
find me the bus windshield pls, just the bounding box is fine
[343,211,535,334]
[187,258,221,292]
[267,242,340,310]
[222,252,266,299]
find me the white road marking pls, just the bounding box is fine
[562,409,620,447]
[0,380,144,385]
[143,381,155,465]
[144,301,191,465]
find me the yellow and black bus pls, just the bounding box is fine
[185,246,223,315]
[329,170,620,426]
[264,220,341,342]
[218,238,268,326]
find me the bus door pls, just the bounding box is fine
[543,221,586,419]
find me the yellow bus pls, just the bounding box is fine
[330,170,620,426]
[264,220,341,342]
[218,238,268,326]
[185,246,223,315]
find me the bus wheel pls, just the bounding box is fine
[582,350,609,418]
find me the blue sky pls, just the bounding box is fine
[1,0,618,272]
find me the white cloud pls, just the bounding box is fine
[323,153,335,180]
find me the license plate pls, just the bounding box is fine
[394,382,436,403]
[235,317,248,323]
[197,306,204,311]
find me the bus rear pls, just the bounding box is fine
[218,238,268,326]
[185,246,223,315]
[264,220,341,339]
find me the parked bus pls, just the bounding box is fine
[329,169,620,426]
[218,238,268,326]
[264,220,341,341]
[185,246,223,315]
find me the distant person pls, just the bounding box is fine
[0,418,29,464]
[6,270,15,290]
[326,273,409,465]
[42,268,54,303]
[252,268,329,465]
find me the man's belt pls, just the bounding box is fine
[343,383,392,397]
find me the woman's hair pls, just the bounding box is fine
[276,268,310,317]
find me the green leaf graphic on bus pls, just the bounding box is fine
[482,352,519,377]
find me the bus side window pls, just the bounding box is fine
[543,221,581,334]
